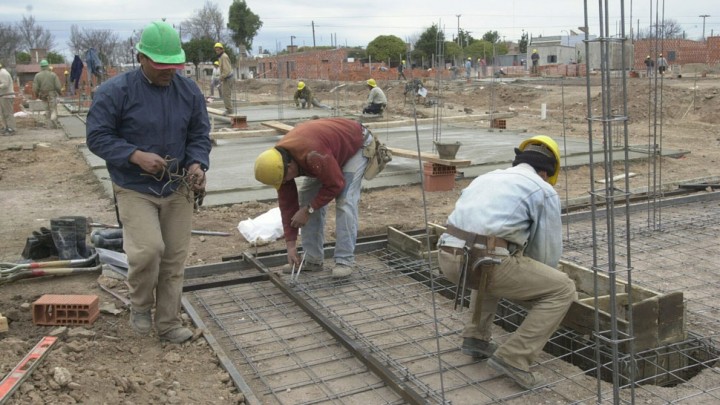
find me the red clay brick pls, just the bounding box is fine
[32,294,100,326]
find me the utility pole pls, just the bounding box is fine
[699,15,710,40]
[312,21,316,48]
[456,14,461,47]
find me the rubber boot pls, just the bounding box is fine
[90,229,124,252]
[61,216,91,258]
[50,218,80,260]
[21,227,58,260]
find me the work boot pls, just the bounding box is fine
[130,310,152,336]
[281,260,324,274]
[21,227,58,260]
[159,327,193,344]
[488,356,545,390]
[61,216,91,258]
[461,338,498,359]
[331,263,353,278]
[90,229,124,252]
[50,218,80,260]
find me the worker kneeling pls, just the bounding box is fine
[437,135,577,390]
[254,118,378,279]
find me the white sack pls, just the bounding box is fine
[237,207,283,246]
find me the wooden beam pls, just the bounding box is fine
[262,121,294,134]
[388,147,472,167]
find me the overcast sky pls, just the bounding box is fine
[1,0,717,58]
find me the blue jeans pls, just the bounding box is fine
[298,131,372,266]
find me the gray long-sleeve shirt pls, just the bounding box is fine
[439,163,562,267]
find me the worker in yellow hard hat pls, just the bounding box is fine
[254,118,376,278]
[657,53,668,76]
[437,134,572,390]
[465,57,473,81]
[397,59,407,80]
[210,60,221,97]
[363,78,386,115]
[213,42,233,114]
[531,48,540,74]
[293,81,330,110]
[644,55,654,77]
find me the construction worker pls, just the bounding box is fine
[0,62,16,135]
[210,60,221,97]
[86,20,212,344]
[363,78,387,115]
[32,60,62,129]
[465,57,472,81]
[657,53,668,76]
[214,42,233,114]
[644,55,654,78]
[531,49,540,74]
[398,59,407,80]
[293,81,330,109]
[437,135,576,390]
[253,118,374,279]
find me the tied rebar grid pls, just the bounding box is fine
[188,248,638,404]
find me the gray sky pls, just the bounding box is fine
[1,0,716,58]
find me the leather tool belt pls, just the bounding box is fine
[442,224,514,290]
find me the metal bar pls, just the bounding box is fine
[183,273,269,292]
[243,253,428,405]
[180,296,261,405]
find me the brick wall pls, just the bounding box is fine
[634,37,720,70]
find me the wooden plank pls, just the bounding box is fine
[262,121,294,134]
[388,147,472,167]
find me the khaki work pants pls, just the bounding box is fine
[221,78,233,113]
[41,94,58,128]
[114,185,193,335]
[439,249,577,372]
[0,97,16,131]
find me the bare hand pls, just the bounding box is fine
[290,206,310,228]
[286,241,300,267]
[186,163,206,192]
[129,150,167,175]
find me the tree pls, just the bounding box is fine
[15,52,31,64]
[637,19,684,39]
[183,37,217,66]
[46,51,65,64]
[444,41,462,60]
[183,1,226,42]
[17,15,54,52]
[0,23,22,65]
[457,29,474,48]
[412,24,444,65]
[366,35,406,64]
[227,0,262,52]
[68,25,121,66]
[518,31,529,54]
[482,31,501,44]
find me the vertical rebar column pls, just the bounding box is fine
[646,0,666,230]
[583,0,636,403]
[431,27,445,152]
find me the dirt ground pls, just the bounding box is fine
[1,72,719,404]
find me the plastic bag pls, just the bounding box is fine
[237,207,283,246]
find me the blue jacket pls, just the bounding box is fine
[86,68,212,196]
[440,163,562,267]
[70,55,83,85]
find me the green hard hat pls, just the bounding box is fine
[40,60,49,67]
[135,21,185,64]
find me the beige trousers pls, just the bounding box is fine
[221,79,232,112]
[114,185,193,334]
[439,249,577,371]
[41,94,58,127]
[0,97,16,131]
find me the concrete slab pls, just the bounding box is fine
[62,107,687,208]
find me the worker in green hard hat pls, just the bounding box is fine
[32,59,62,129]
[86,20,212,344]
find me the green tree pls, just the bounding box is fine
[444,41,462,60]
[482,31,500,44]
[518,31,529,54]
[46,51,65,64]
[366,35,406,64]
[15,51,31,64]
[457,29,474,48]
[182,37,217,67]
[227,0,262,52]
[412,24,444,64]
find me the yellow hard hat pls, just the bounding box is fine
[214,42,224,49]
[533,49,538,53]
[254,148,285,190]
[468,57,471,60]
[213,61,219,66]
[297,81,305,90]
[518,135,561,185]
[64,70,69,75]
[366,78,377,87]
[402,59,405,63]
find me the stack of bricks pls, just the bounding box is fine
[491,119,507,129]
[422,162,456,192]
[32,294,100,326]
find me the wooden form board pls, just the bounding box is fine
[262,121,472,167]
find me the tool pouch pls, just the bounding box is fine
[438,246,493,290]
[362,128,392,180]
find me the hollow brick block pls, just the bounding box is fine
[32,294,100,326]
